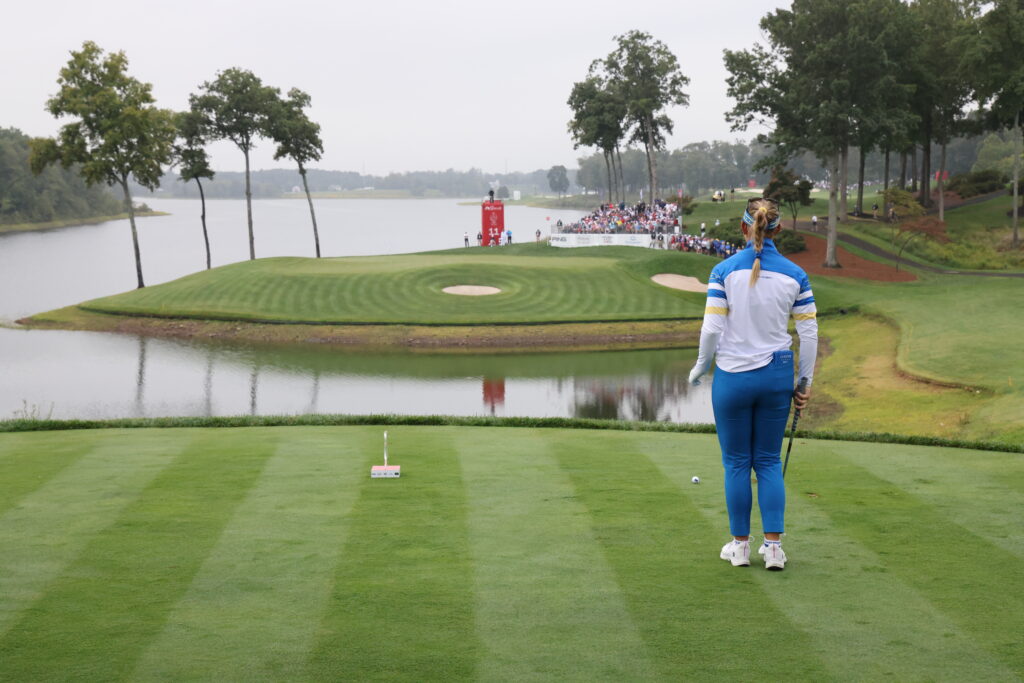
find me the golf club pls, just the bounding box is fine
[782,376,809,479]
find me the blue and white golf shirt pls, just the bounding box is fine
[702,239,818,384]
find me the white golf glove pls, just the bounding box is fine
[689,330,720,386]
[688,360,712,386]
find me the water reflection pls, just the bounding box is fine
[135,336,147,416]
[0,328,713,423]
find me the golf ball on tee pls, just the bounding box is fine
[692,476,700,484]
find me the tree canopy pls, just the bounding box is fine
[547,165,569,196]
[29,41,175,288]
[0,127,121,224]
[190,68,281,259]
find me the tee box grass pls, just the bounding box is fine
[0,425,1021,680]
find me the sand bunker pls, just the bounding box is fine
[442,285,502,296]
[650,274,707,292]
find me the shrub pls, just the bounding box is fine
[773,229,806,254]
[701,224,805,254]
[947,169,1008,198]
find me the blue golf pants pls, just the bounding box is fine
[711,350,793,536]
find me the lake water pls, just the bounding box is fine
[0,197,713,422]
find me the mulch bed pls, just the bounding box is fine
[787,232,917,282]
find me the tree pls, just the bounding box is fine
[191,68,280,260]
[665,194,698,217]
[496,186,510,199]
[725,0,913,268]
[28,41,175,289]
[601,31,689,201]
[965,0,1024,248]
[882,187,932,268]
[0,127,122,224]
[567,75,627,202]
[907,0,976,216]
[764,166,813,230]
[173,111,214,270]
[547,165,570,197]
[269,88,324,257]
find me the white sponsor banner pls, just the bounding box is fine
[548,233,653,248]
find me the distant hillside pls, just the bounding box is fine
[135,167,580,200]
[0,127,122,225]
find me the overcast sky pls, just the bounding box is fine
[4,0,784,175]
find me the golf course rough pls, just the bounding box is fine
[1,425,1022,681]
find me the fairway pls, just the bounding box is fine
[1,426,1021,681]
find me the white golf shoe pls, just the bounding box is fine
[761,541,787,570]
[720,539,751,567]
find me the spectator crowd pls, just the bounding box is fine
[554,200,739,258]
[555,200,679,235]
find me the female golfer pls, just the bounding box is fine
[688,198,817,570]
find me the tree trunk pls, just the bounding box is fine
[244,145,255,260]
[1014,109,1021,248]
[616,146,625,204]
[603,151,613,203]
[839,144,849,221]
[120,178,145,288]
[899,150,907,190]
[919,131,932,208]
[300,165,321,258]
[882,148,891,219]
[910,147,918,193]
[825,151,841,268]
[883,148,890,195]
[606,150,617,201]
[856,147,866,217]
[938,142,947,222]
[646,117,657,200]
[196,177,211,270]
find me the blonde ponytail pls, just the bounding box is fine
[746,199,780,286]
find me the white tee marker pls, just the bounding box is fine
[371,430,401,478]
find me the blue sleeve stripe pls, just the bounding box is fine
[793,296,815,306]
[707,289,728,300]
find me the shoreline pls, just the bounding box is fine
[18,306,701,354]
[0,210,169,235]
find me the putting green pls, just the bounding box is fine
[77,248,712,325]
[1,426,1021,680]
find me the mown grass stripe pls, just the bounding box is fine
[305,427,479,680]
[0,430,184,639]
[836,442,1024,559]
[643,433,1020,681]
[456,428,657,680]
[805,443,1024,675]
[549,430,830,680]
[131,428,364,680]
[0,430,104,518]
[0,429,278,681]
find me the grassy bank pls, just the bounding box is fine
[0,425,1020,680]
[24,305,701,354]
[0,210,168,235]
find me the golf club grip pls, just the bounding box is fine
[793,376,809,421]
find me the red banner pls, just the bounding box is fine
[482,201,505,246]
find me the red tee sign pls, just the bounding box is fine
[481,201,505,246]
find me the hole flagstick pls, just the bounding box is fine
[782,377,808,479]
